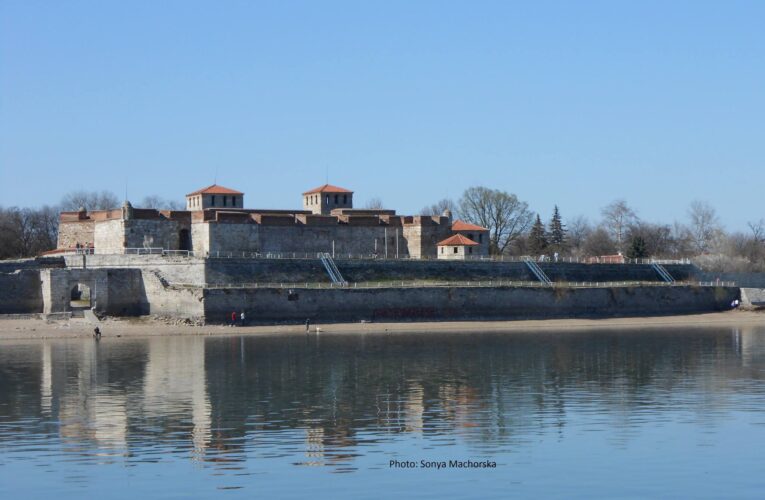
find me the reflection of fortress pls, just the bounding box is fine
[56,183,489,259]
[16,328,765,471]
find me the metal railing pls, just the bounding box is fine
[319,253,347,285]
[59,247,695,266]
[179,280,737,290]
[651,263,676,283]
[524,258,553,285]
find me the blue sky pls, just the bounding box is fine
[1,1,763,230]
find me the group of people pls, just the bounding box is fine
[229,310,246,326]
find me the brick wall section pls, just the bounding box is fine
[203,285,739,324]
[57,220,95,248]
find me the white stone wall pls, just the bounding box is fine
[437,245,473,260]
[191,223,210,255]
[95,220,126,253]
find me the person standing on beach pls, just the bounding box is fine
[240,311,246,326]
[305,318,310,333]
[231,310,237,326]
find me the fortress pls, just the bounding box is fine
[56,183,490,259]
[0,182,749,325]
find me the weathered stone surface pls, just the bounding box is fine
[203,285,739,324]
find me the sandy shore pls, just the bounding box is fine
[0,310,763,340]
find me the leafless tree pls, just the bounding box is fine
[140,195,184,210]
[748,219,765,243]
[0,206,59,259]
[458,186,533,255]
[626,222,673,258]
[364,197,385,210]
[600,200,638,253]
[688,200,722,254]
[420,198,457,216]
[60,190,120,211]
[582,227,617,256]
[565,215,592,256]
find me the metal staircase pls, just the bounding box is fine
[651,263,675,283]
[320,253,347,286]
[524,259,553,285]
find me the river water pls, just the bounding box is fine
[1,326,765,498]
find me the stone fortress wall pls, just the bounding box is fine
[54,183,483,259]
[0,255,748,324]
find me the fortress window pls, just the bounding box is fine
[211,195,216,206]
[334,194,338,204]
[223,196,228,207]
[469,233,474,241]
[479,234,483,243]
[343,194,347,204]
[469,247,473,254]
[453,247,458,254]
[440,247,444,254]
[325,195,329,205]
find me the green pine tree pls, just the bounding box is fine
[626,235,648,259]
[548,205,567,253]
[529,214,549,255]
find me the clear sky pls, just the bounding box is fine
[1,0,763,230]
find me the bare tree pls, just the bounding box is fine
[601,200,638,253]
[566,215,592,256]
[60,190,119,211]
[0,206,59,258]
[420,198,457,216]
[458,186,533,255]
[748,219,765,243]
[688,200,722,254]
[140,195,184,210]
[626,222,673,258]
[583,227,617,256]
[364,197,385,210]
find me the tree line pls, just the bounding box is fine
[2,187,764,272]
[0,191,182,259]
[420,188,765,272]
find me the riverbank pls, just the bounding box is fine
[0,310,763,340]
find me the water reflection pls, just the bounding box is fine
[1,326,765,494]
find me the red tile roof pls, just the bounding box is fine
[437,234,479,246]
[302,184,353,195]
[186,184,243,196]
[452,220,488,231]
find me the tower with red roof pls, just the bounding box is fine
[302,184,353,215]
[185,184,244,211]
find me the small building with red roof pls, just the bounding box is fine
[450,220,489,257]
[186,184,244,211]
[437,234,480,260]
[302,184,354,215]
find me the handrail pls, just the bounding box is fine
[523,258,553,285]
[182,280,737,290]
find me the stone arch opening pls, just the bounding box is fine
[70,283,92,309]
[179,229,191,251]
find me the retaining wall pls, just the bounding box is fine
[204,285,738,324]
[0,270,43,314]
[205,258,698,285]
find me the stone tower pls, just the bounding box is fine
[185,184,244,211]
[302,184,353,215]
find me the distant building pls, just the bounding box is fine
[437,234,480,260]
[56,183,490,259]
